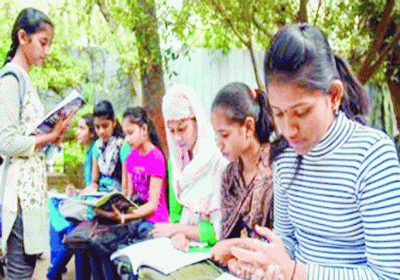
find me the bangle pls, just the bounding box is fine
[290,260,297,280]
[121,214,125,224]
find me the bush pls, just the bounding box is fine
[63,141,86,190]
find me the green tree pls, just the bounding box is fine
[0,1,89,93]
[177,0,399,92]
[175,0,399,134]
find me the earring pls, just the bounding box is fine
[334,108,339,116]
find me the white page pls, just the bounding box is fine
[110,237,210,274]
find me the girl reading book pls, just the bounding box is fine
[88,100,124,193]
[210,82,274,279]
[48,114,97,280]
[120,107,168,223]
[151,84,229,251]
[211,23,400,280]
[137,84,229,280]
[0,8,72,278]
[96,107,168,224]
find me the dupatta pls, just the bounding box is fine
[162,84,228,226]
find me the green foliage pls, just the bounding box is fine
[63,141,86,189]
[314,0,385,84]
[173,0,399,88]
[61,104,95,187]
[63,103,95,142]
[0,1,90,91]
[367,83,398,138]
[178,0,298,51]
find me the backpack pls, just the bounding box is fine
[0,64,27,166]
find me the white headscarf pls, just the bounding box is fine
[163,84,228,218]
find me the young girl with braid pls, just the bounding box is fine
[0,8,72,279]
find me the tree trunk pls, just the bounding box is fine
[136,0,168,154]
[247,38,265,93]
[386,34,400,128]
[357,0,395,84]
[297,0,308,23]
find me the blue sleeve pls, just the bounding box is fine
[120,142,131,163]
[92,140,100,158]
[84,143,95,187]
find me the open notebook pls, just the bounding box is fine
[110,237,210,274]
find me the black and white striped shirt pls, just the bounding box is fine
[273,112,400,279]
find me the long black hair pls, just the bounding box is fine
[264,23,369,124]
[81,114,98,142]
[123,107,163,150]
[123,106,169,206]
[4,7,53,65]
[264,23,369,162]
[93,100,123,138]
[211,82,274,144]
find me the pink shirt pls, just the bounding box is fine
[125,147,169,223]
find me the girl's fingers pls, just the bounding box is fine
[211,238,265,264]
[229,237,271,253]
[210,240,237,261]
[171,234,189,252]
[111,203,119,213]
[230,246,267,264]
[264,263,284,280]
[111,203,123,218]
[255,225,281,244]
[251,268,266,280]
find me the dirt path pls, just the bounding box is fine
[33,250,75,280]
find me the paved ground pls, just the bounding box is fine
[33,250,75,280]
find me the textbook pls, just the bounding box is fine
[30,89,85,135]
[78,190,139,212]
[110,237,210,274]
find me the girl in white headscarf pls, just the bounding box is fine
[152,84,229,252]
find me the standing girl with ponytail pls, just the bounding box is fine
[211,23,400,279]
[0,8,72,279]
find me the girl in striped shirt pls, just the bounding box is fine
[211,23,400,280]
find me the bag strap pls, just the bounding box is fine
[0,65,27,204]
[0,65,27,108]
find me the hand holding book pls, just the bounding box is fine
[33,90,84,150]
[51,114,74,144]
[30,90,85,136]
[82,191,140,223]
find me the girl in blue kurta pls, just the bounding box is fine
[88,100,124,193]
[48,114,97,280]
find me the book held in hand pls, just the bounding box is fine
[77,190,139,213]
[30,89,85,135]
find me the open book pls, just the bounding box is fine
[76,190,139,212]
[30,89,85,135]
[110,237,210,274]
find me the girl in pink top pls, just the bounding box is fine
[120,107,169,223]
